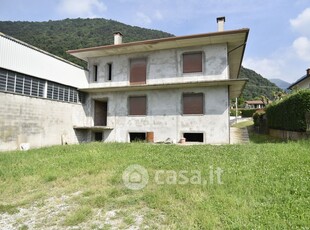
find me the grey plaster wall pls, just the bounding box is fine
[0,92,91,151]
[87,43,228,87]
[91,86,229,144]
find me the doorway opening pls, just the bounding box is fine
[94,100,107,126]
[94,132,103,141]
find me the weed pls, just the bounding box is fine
[64,206,92,226]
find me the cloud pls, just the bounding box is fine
[57,0,107,18]
[134,10,164,27]
[243,58,284,79]
[290,8,310,62]
[136,12,152,26]
[290,7,310,36]
[292,36,310,62]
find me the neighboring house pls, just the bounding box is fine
[68,18,249,144]
[245,100,266,109]
[288,68,310,90]
[0,32,89,151]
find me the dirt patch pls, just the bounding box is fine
[0,191,166,229]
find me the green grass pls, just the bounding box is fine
[231,120,254,128]
[64,206,92,226]
[233,119,284,144]
[0,140,309,228]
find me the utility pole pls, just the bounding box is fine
[235,97,238,123]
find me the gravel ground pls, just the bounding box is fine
[0,191,159,229]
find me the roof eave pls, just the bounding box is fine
[67,29,249,59]
[288,75,309,89]
[78,79,248,98]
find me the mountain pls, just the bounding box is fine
[269,79,291,90]
[0,18,279,100]
[0,18,173,67]
[239,67,282,100]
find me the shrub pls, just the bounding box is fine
[253,109,265,127]
[266,90,310,132]
[241,109,257,118]
[230,109,242,116]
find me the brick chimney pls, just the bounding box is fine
[307,68,310,77]
[113,32,123,45]
[216,17,225,32]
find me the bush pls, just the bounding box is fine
[230,109,242,116]
[241,109,257,118]
[253,110,265,127]
[266,90,310,132]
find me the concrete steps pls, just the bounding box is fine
[230,127,250,144]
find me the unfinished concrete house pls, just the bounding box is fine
[68,18,249,144]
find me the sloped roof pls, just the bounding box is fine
[288,74,310,89]
[0,32,84,69]
[68,28,249,80]
[245,100,265,105]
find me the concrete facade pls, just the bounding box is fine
[70,29,250,144]
[89,86,229,144]
[88,44,228,87]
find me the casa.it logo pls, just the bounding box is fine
[122,164,149,190]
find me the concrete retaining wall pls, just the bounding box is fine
[269,128,309,140]
[0,92,90,151]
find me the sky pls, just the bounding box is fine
[1,0,310,83]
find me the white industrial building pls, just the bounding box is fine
[0,32,89,151]
[0,18,249,150]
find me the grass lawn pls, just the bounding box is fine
[0,126,309,229]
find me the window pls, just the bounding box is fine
[129,96,147,115]
[0,67,79,103]
[183,133,204,142]
[0,68,44,97]
[183,93,203,114]
[129,133,146,142]
[47,82,79,103]
[107,63,112,81]
[183,52,203,73]
[93,65,98,82]
[0,69,6,91]
[130,58,146,84]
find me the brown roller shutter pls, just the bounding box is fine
[129,96,147,115]
[130,58,146,84]
[183,52,203,73]
[183,93,203,114]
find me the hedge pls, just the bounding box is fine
[241,109,257,118]
[266,90,310,132]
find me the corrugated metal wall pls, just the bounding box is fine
[0,34,88,88]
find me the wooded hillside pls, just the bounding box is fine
[0,18,173,67]
[239,67,281,100]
